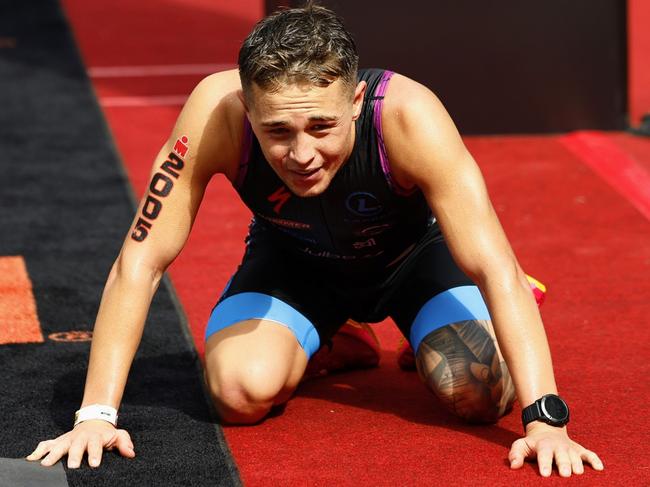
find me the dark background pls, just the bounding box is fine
[266,0,628,134]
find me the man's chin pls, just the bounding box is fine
[287,178,330,197]
[289,185,325,198]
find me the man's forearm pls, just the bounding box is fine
[81,259,163,409]
[479,270,558,408]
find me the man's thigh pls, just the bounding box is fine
[386,228,480,350]
[205,229,350,358]
[385,230,515,421]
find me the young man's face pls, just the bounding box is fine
[244,78,366,197]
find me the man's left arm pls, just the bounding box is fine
[382,74,603,477]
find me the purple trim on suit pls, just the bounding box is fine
[372,70,416,196]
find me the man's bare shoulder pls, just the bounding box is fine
[380,72,467,189]
[203,68,241,87]
[382,73,451,132]
[180,69,244,128]
[174,69,246,178]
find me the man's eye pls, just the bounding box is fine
[312,125,330,131]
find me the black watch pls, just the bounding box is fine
[521,394,570,429]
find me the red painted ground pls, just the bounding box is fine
[0,256,44,344]
[62,1,650,484]
[629,0,650,125]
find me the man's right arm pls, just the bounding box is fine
[27,69,245,469]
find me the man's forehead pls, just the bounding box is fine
[249,80,349,122]
[251,79,348,104]
[260,114,340,127]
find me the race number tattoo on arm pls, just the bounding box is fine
[131,136,188,242]
[415,319,515,423]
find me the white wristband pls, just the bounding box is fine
[74,404,118,427]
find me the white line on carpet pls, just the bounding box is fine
[88,63,235,78]
[99,95,188,107]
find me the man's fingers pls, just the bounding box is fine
[87,435,104,468]
[580,448,604,471]
[518,428,602,477]
[554,447,572,478]
[569,449,584,475]
[114,430,136,458]
[103,429,135,459]
[536,441,554,477]
[26,440,54,461]
[40,442,70,467]
[28,423,131,469]
[66,437,88,469]
[508,438,530,469]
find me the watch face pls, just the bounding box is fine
[541,395,569,422]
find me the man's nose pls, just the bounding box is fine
[288,133,315,166]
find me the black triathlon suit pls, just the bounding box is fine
[214,69,474,348]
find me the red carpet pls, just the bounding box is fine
[61,0,650,484]
[561,131,650,220]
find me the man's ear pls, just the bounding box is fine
[352,81,367,121]
[237,89,250,114]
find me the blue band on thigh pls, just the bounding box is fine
[409,286,491,354]
[205,292,321,358]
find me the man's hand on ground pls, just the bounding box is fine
[509,423,604,477]
[26,420,135,469]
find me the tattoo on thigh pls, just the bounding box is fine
[416,320,515,422]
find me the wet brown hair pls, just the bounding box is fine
[238,3,359,102]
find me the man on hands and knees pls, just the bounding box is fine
[28,2,603,478]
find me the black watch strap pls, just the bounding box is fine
[521,394,570,429]
[521,401,542,427]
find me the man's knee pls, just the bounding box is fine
[206,361,289,424]
[429,360,516,423]
[415,320,516,424]
[203,319,309,424]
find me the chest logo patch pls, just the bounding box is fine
[346,192,383,217]
[268,185,292,214]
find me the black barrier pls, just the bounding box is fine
[264,0,627,134]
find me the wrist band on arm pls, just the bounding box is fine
[74,404,118,427]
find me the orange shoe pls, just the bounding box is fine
[303,319,381,380]
[397,275,547,371]
[525,274,547,307]
[396,336,416,371]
